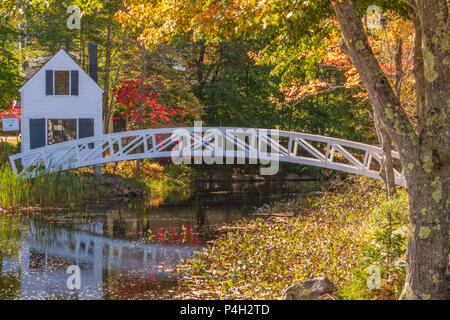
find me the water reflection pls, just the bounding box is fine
[0,181,317,300]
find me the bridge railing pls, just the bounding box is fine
[9,127,406,186]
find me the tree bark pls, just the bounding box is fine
[136,43,146,176]
[102,14,112,133]
[409,7,426,132]
[381,125,396,198]
[374,109,396,198]
[340,36,396,197]
[333,0,449,299]
[394,39,403,99]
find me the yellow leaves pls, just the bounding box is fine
[247,50,263,63]
[344,67,360,88]
[117,0,275,48]
[268,94,282,108]
[277,79,329,104]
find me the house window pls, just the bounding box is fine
[48,119,77,145]
[54,71,70,95]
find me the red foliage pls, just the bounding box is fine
[113,78,192,129]
[0,100,21,120]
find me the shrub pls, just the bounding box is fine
[339,193,409,300]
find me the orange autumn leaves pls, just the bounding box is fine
[269,79,329,108]
[266,19,359,107]
[267,13,416,108]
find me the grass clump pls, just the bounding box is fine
[0,164,109,212]
[0,141,20,165]
[173,177,409,300]
[0,141,148,212]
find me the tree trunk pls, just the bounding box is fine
[409,7,426,132]
[136,43,146,176]
[102,11,113,133]
[402,170,449,300]
[374,110,396,198]
[340,36,396,198]
[381,129,396,198]
[333,0,449,299]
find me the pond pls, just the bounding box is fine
[0,181,319,300]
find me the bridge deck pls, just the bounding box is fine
[9,127,406,186]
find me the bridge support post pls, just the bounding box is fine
[93,165,101,175]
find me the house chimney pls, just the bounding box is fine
[88,43,98,83]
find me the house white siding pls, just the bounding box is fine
[20,49,103,153]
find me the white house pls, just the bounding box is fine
[19,48,103,153]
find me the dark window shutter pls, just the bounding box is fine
[78,118,94,139]
[79,118,95,149]
[45,70,53,95]
[71,70,79,96]
[30,119,46,149]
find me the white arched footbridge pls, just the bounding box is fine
[9,127,406,186]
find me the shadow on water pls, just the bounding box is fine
[0,180,321,300]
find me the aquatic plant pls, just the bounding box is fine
[0,164,109,212]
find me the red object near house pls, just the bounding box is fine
[0,107,21,120]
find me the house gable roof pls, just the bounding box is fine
[19,48,104,93]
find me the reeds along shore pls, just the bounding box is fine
[0,165,107,212]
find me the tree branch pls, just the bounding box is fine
[333,0,419,162]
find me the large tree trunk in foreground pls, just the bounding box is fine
[333,0,449,299]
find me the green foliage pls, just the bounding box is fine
[0,141,20,165]
[339,193,409,300]
[186,39,375,144]
[187,41,282,129]
[141,163,195,202]
[103,159,195,202]
[0,20,22,109]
